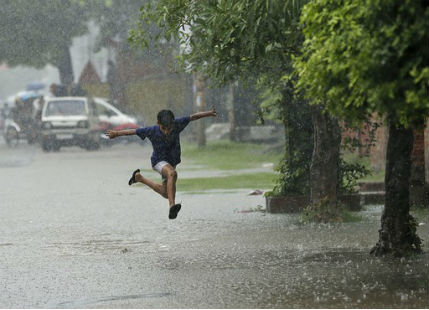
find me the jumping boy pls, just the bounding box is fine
[106,109,217,219]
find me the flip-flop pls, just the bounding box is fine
[128,169,140,186]
[169,203,181,219]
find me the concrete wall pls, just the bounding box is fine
[82,83,109,99]
[81,72,190,128]
[126,74,190,126]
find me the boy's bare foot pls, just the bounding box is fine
[169,204,181,219]
[128,169,140,186]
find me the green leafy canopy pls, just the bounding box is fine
[294,0,429,127]
[130,0,306,86]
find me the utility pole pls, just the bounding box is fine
[194,72,206,147]
[226,84,236,141]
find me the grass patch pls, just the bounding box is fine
[342,152,385,183]
[341,210,363,222]
[181,190,242,195]
[177,172,277,191]
[411,207,429,222]
[182,140,282,170]
[359,170,385,182]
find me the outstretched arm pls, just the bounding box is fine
[106,129,136,139]
[190,108,217,121]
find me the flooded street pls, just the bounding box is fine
[1,141,428,308]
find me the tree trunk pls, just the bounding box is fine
[310,105,341,206]
[370,119,422,257]
[57,45,74,86]
[273,87,313,196]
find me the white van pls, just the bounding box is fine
[40,97,101,151]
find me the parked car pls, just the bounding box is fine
[93,97,139,127]
[93,97,142,145]
[40,96,101,151]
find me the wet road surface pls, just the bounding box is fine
[1,141,428,308]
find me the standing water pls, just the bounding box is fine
[0,143,428,308]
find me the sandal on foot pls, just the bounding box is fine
[169,203,181,219]
[128,169,140,186]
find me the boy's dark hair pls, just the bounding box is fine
[157,109,175,127]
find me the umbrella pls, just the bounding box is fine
[26,81,46,91]
[17,91,39,101]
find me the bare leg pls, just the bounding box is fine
[161,164,178,207]
[135,171,168,199]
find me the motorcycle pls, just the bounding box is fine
[3,116,41,147]
[2,92,42,147]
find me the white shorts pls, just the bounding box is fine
[153,161,175,182]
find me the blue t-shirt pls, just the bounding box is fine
[136,116,191,167]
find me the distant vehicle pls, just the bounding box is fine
[3,118,23,147]
[93,97,143,145]
[40,97,101,151]
[2,92,42,147]
[93,97,139,128]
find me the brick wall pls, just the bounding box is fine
[340,116,387,172]
[412,128,425,166]
[342,117,428,184]
[369,123,388,172]
[424,118,429,183]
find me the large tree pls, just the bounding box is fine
[0,0,90,85]
[131,0,342,209]
[295,0,429,256]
